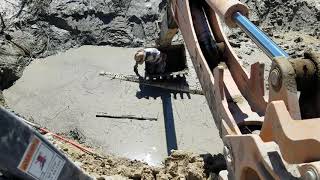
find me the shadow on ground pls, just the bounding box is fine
[136,76,192,155]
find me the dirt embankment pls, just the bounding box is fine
[0,0,166,93]
[0,0,319,92]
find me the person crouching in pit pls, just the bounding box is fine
[134,48,167,76]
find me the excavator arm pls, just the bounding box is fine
[158,0,320,179]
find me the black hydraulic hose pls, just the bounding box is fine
[190,0,222,71]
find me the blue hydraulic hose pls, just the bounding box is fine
[233,12,289,58]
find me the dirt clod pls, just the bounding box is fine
[51,135,211,180]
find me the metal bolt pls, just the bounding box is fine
[270,69,281,88]
[303,168,319,180]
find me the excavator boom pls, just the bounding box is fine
[158,0,320,179]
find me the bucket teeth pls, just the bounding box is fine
[145,69,188,81]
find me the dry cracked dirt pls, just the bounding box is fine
[0,0,319,179]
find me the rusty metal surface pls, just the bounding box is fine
[169,0,267,138]
[205,7,268,116]
[298,52,320,119]
[268,57,301,120]
[162,0,320,179]
[225,134,301,180]
[205,0,249,28]
[261,101,320,164]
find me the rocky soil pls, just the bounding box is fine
[0,0,166,93]
[46,133,225,180]
[245,0,319,32]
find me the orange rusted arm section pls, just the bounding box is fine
[205,7,268,115]
[165,0,268,136]
[224,135,299,180]
[223,101,320,179]
[161,0,320,179]
[171,0,242,135]
[261,101,320,164]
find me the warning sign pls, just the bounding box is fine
[18,136,66,180]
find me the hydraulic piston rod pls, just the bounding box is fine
[204,0,288,58]
[233,12,289,58]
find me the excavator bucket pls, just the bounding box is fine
[144,1,189,80]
